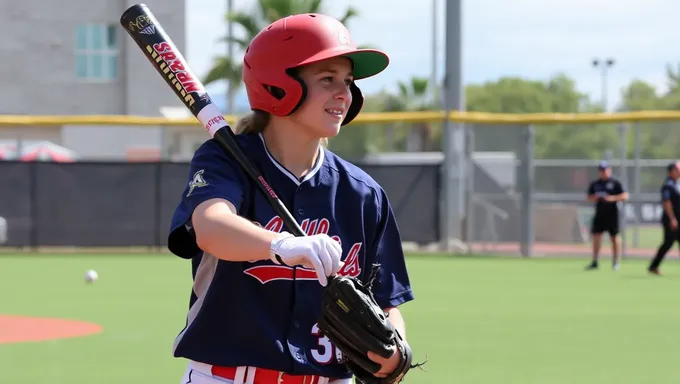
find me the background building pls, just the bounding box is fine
[0,0,193,161]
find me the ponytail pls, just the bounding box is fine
[233,109,329,147]
[234,110,270,135]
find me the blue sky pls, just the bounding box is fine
[184,0,679,112]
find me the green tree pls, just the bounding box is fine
[328,77,439,157]
[203,0,359,112]
[665,63,680,93]
[395,76,439,151]
[620,79,662,111]
[340,61,680,167]
[617,79,667,158]
[623,78,680,165]
[466,77,556,114]
[462,74,617,160]
[616,78,679,191]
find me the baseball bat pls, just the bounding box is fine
[120,3,306,238]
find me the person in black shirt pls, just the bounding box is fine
[585,161,628,270]
[648,161,680,275]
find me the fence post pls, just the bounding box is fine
[618,123,628,259]
[633,122,641,248]
[464,126,475,252]
[386,124,394,152]
[520,124,535,257]
[154,162,163,249]
[29,162,37,251]
[439,0,464,252]
[439,121,466,252]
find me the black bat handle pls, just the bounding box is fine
[120,3,307,238]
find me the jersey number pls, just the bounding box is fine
[310,323,343,365]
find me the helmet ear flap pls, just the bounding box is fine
[342,82,363,125]
[283,69,308,116]
[257,70,307,116]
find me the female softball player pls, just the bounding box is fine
[168,13,414,384]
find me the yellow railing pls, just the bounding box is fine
[1,110,680,126]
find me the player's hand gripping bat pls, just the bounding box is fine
[120,3,306,238]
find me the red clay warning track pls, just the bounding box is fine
[0,315,102,344]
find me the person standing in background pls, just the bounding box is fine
[585,161,629,271]
[648,161,680,276]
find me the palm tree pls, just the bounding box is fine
[666,63,680,92]
[397,77,430,110]
[393,76,439,151]
[203,0,360,113]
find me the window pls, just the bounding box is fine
[75,24,118,81]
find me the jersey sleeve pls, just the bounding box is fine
[366,187,415,309]
[167,139,248,259]
[614,180,625,194]
[587,182,595,195]
[662,184,672,202]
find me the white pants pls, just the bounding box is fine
[180,360,353,384]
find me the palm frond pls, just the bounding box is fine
[227,11,262,40]
[203,56,243,86]
[338,6,359,25]
[219,36,250,50]
[411,77,430,96]
[397,82,409,99]
[308,0,323,13]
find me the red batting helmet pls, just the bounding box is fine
[242,13,389,125]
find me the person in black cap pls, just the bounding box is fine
[585,161,628,270]
[648,161,680,275]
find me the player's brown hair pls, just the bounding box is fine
[234,110,329,147]
[234,110,270,135]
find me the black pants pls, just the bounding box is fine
[649,223,680,270]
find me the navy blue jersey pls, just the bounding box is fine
[587,177,624,216]
[167,133,414,379]
[660,177,680,223]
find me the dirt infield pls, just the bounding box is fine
[0,315,102,344]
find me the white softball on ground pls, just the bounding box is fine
[84,269,99,283]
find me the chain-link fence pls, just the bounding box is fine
[332,119,680,257]
[462,121,678,257]
[1,115,679,257]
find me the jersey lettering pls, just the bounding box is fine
[244,216,362,283]
[243,244,362,284]
[337,242,361,278]
[263,216,284,233]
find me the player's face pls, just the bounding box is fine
[671,162,680,180]
[292,57,354,138]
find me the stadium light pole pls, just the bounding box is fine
[440,0,464,252]
[431,0,438,103]
[592,58,615,112]
[594,58,625,257]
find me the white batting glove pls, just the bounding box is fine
[269,232,343,286]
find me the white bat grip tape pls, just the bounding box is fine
[197,103,231,138]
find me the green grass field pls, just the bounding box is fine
[614,225,664,249]
[1,253,679,383]
[553,224,666,250]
